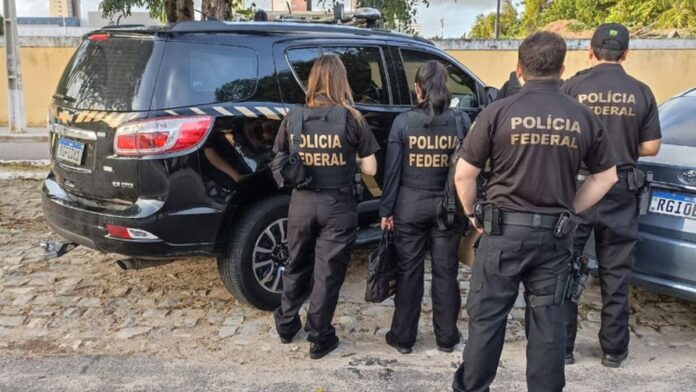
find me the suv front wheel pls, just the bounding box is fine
[218,195,290,310]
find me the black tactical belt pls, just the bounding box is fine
[501,212,559,229]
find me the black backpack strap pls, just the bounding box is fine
[289,106,304,155]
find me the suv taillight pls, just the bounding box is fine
[114,115,213,157]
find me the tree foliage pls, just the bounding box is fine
[469,0,519,39]
[359,0,428,32]
[469,0,696,39]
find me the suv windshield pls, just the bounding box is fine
[56,37,160,111]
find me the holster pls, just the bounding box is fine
[354,172,364,201]
[474,202,501,235]
[553,211,577,238]
[565,255,598,303]
[637,170,653,216]
[525,267,570,308]
[626,167,646,192]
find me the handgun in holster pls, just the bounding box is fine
[566,255,598,304]
[474,202,501,235]
[630,169,653,216]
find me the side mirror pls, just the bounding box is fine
[483,86,499,106]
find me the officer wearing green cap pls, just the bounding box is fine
[562,23,662,368]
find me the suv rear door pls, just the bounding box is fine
[50,34,164,204]
[273,40,404,204]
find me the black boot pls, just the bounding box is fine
[309,336,339,360]
[601,351,628,368]
[385,331,412,354]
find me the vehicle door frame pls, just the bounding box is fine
[389,42,488,119]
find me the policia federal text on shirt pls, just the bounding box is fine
[379,60,471,355]
[452,32,618,392]
[562,23,662,368]
[272,54,380,360]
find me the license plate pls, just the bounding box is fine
[56,138,85,166]
[649,190,696,220]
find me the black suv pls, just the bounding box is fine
[42,21,494,310]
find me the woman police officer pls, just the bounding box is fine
[380,60,470,354]
[272,54,380,359]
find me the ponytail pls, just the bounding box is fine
[415,60,451,126]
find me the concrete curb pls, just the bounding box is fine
[0,135,49,143]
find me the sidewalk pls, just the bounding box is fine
[0,127,50,161]
[0,127,49,143]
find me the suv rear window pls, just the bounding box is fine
[151,42,258,109]
[56,38,258,112]
[56,37,159,111]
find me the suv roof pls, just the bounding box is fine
[94,20,434,46]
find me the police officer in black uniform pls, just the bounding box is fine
[452,32,618,392]
[380,60,470,354]
[562,23,662,368]
[272,54,380,359]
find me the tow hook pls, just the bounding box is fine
[40,240,79,260]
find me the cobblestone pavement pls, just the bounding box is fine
[1,177,695,391]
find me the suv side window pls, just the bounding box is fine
[151,42,257,109]
[286,46,390,105]
[400,48,478,109]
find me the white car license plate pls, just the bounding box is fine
[56,138,85,166]
[649,190,696,220]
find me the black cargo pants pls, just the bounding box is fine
[390,186,463,348]
[273,188,357,345]
[565,178,638,356]
[453,225,571,392]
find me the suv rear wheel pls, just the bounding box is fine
[218,195,290,310]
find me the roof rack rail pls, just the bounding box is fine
[100,24,147,29]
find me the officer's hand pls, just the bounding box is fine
[381,217,394,231]
[469,216,483,234]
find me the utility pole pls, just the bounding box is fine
[494,0,501,40]
[3,0,26,133]
[440,18,445,38]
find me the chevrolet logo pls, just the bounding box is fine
[57,110,73,124]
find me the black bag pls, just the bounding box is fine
[271,107,312,189]
[365,231,398,303]
[436,110,469,230]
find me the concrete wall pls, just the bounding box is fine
[440,39,696,105]
[1,38,695,126]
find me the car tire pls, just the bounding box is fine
[218,194,290,311]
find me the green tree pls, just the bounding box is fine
[542,0,616,26]
[609,0,696,31]
[359,0,428,32]
[468,0,519,39]
[99,0,193,23]
[519,0,551,35]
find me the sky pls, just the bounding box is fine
[9,0,499,38]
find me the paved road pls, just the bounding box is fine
[0,142,50,161]
[1,177,695,391]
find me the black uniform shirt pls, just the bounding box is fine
[459,79,615,215]
[562,63,661,169]
[380,108,469,217]
[273,106,380,157]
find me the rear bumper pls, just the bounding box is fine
[634,231,696,301]
[41,176,221,258]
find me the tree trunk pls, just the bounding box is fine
[202,0,232,21]
[165,0,194,23]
